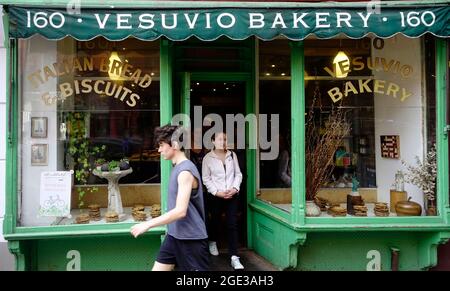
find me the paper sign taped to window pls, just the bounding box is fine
[39,171,73,217]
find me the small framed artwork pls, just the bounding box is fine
[31,117,48,138]
[380,135,400,159]
[31,144,48,166]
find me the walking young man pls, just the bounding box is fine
[130,125,209,271]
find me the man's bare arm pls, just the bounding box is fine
[130,171,194,237]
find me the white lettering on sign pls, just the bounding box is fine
[357,12,372,28]
[316,12,331,28]
[161,13,178,29]
[24,10,437,31]
[249,13,265,29]
[292,13,310,29]
[94,13,110,29]
[66,250,81,271]
[271,13,287,29]
[366,250,381,271]
[336,12,353,28]
[138,14,155,29]
[27,11,65,28]
[400,11,436,27]
[117,14,133,29]
[217,13,236,29]
[184,13,200,29]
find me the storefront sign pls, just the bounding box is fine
[39,171,72,217]
[27,56,152,107]
[8,7,449,40]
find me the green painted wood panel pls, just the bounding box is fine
[33,235,161,271]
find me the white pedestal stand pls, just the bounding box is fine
[93,168,133,221]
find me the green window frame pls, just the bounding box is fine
[253,38,449,230]
[293,39,449,228]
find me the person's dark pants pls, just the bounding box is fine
[156,235,210,271]
[205,193,239,257]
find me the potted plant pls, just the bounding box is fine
[401,145,437,216]
[108,160,120,172]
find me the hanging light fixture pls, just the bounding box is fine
[333,39,350,78]
[333,51,350,78]
[109,44,122,81]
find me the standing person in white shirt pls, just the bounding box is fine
[202,132,244,270]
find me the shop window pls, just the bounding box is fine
[19,36,161,226]
[304,35,437,218]
[257,39,292,212]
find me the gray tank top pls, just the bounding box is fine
[167,159,208,240]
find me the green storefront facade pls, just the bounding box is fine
[1,0,450,271]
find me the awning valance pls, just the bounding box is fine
[7,6,450,41]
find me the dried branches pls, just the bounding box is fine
[401,145,437,202]
[305,83,351,201]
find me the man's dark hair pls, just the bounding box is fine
[154,125,185,148]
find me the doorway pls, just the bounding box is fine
[180,72,252,253]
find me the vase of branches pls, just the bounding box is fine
[305,200,322,217]
[305,82,351,216]
[401,145,437,216]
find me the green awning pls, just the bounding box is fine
[7,6,450,41]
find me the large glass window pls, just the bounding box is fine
[257,39,292,212]
[304,35,437,217]
[19,36,161,226]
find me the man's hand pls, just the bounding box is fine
[130,221,151,238]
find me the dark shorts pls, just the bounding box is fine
[156,235,209,271]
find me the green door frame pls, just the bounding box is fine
[178,71,256,248]
[159,39,173,218]
[290,41,306,227]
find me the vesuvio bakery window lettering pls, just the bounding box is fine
[324,51,414,103]
[26,55,153,107]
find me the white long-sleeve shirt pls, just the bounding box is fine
[202,150,243,195]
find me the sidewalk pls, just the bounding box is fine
[0,242,14,271]
[209,248,278,271]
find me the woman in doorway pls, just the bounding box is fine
[202,132,244,270]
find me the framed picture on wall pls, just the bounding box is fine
[380,135,400,159]
[31,144,48,166]
[31,117,48,138]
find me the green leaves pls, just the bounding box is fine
[108,160,120,171]
[67,112,107,210]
